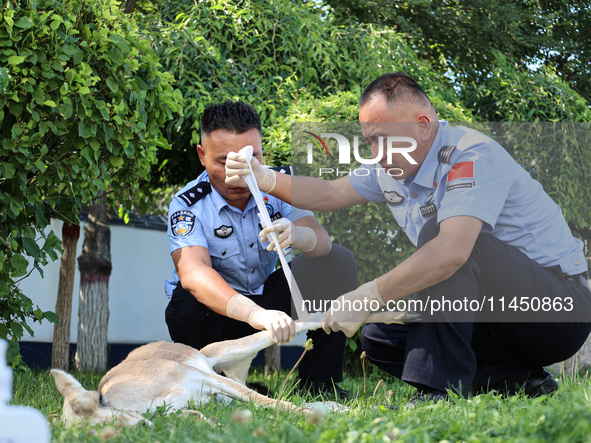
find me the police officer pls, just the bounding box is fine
[225,73,591,401]
[165,101,356,398]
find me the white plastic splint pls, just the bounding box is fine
[238,145,311,321]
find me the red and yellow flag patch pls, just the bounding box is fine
[447,161,474,182]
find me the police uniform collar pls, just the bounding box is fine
[411,121,447,189]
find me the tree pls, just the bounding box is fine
[322,0,591,103]
[51,222,79,371]
[0,0,182,367]
[76,195,111,372]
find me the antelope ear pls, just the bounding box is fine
[50,369,84,397]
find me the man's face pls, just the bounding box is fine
[198,128,263,210]
[358,95,431,180]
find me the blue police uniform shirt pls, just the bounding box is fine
[166,170,312,297]
[349,121,587,276]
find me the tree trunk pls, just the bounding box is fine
[51,223,80,371]
[75,195,112,372]
[265,344,281,376]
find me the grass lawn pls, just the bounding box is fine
[10,366,591,442]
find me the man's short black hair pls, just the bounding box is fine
[201,100,261,137]
[359,72,432,108]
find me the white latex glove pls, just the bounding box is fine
[321,280,385,337]
[226,293,295,344]
[225,150,276,193]
[248,309,296,344]
[260,218,317,253]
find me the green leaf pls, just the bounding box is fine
[107,47,123,65]
[8,56,25,66]
[109,34,130,52]
[59,97,73,118]
[109,155,124,168]
[42,100,56,107]
[0,67,9,92]
[66,69,75,84]
[106,76,119,93]
[0,162,16,179]
[9,102,23,117]
[44,310,59,325]
[78,121,92,138]
[81,146,93,164]
[14,17,34,29]
[10,254,29,277]
[10,322,23,339]
[11,124,22,139]
[22,237,41,259]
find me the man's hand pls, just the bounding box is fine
[260,218,317,253]
[226,293,295,344]
[225,151,276,193]
[321,280,384,337]
[248,309,296,344]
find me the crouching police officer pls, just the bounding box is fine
[225,73,591,403]
[164,101,357,398]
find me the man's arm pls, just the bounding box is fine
[225,153,368,211]
[322,216,483,336]
[376,216,484,301]
[172,245,295,343]
[172,245,237,315]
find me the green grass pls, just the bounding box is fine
[10,367,591,442]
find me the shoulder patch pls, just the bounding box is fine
[178,182,212,206]
[171,210,197,237]
[270,165,295,176]
[438,145,457,164]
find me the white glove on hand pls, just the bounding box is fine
[225,151,276,193]
[260,218,317,253]
[226,293,295,344]
[321,280,385,337]
[247,309,296,344]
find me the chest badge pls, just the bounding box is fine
[214,225,234,239]
[383,190,405,206]
[171,210,196,237]
[420,203,437,217]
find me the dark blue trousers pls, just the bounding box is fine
[165,244,357,382]
[361,218,591,395]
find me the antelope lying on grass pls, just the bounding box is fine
[51,311,419,426]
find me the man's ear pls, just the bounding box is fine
[197,145,206,166]
[416,114,432,142]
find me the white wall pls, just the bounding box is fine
[19,219,172,344]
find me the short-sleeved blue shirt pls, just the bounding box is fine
[166,170,311,297]
[350,121,587,276]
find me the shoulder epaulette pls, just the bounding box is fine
[438,146,457,164]
[270,165,295,176]
[178,182,212,206]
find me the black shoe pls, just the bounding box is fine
[405,388,447,409]
[524,368,559,398]
[297,379,349,400]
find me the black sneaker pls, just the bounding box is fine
[524,368,559,398]
[296,379,349,400]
